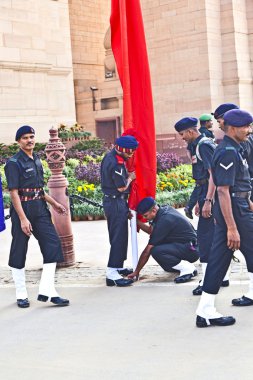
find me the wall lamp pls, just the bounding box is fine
[90,86,98,111]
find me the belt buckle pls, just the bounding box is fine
[34,190,40,199]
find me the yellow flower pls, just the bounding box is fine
[77,186,83,192]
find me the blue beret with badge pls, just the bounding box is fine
[223,109,253,127]
[136,197,156,215]
[174,117,198,132]
[15,125,35,141]
[212,103,239,120]
[115,135,139,153]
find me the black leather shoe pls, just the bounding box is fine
[17,298,30,308]
[37,294,69,306]
[193,284,202,296]
[232,295,253,306]
[221,280,229,287]
[117,268,133,276]
[106,278,133,287]
[196,315,236,328]
[174,270,197,284]
[184,207,193,219]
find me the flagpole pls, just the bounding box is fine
[130,209,138,270]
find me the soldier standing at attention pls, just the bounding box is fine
[4,126,69,308]
[174,117,216,295]
[101,135,138,287]
[196,109,253,328]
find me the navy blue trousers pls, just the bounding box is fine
[103,197,129,268]
[151,242,199,270]
[196,184,215,263]
[203,198,253,294]
[9,200,64,269]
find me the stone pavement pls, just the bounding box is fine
[0,211,252,380]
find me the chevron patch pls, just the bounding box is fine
[220,162,233,170]
[115,168,123,176]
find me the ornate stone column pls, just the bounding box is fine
[45,127,75,267]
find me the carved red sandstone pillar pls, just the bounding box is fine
[45,127,75,267]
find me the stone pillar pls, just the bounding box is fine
[45,127,75,267]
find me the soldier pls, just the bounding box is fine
[198,114,215,139]
[212,103,239,131]
[4,125,69,308]
[0,175,5,233]
[174,117,217,295]
[101,135,138,287]
[128,197,199,282]
[196,109,253,328]
[184,113,215,219]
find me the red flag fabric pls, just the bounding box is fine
[110,0,156,210]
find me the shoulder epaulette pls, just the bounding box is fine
[9,158,17,162]
[225,147,237,151]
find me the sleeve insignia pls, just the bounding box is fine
[220,162,233,170]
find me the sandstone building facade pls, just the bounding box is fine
[0,0,253,153]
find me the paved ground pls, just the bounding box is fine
[0,211,252,379]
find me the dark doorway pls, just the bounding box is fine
[96,117,120,146]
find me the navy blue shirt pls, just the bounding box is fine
[211,135,251,192]
[100,149,129,196]
[190,135,215,180]
[149,206,197,246]
[4,150,44,190]
[198,127,215,140]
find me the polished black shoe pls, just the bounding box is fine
[17,298,30,308]
[192,284,202,296]
[232,295,253,307]
[221,280,229,287]
[196,315,236,328]
[37,294,69,306]
[106,278,133,287]
[117,268,133,276]
[184,207,193,219]
[174,270,197,284]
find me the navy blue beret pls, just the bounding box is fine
[15,125,35,141]
[223,109,253,127]
[212,103,239,120]
[115,135,139,153]
[174,117,198,132]
[137,197,156,215]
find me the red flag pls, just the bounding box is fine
[110,0,156,210]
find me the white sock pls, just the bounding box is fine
[196,291,223,319]
[172,260,196,276]
[106,267,123,280]
[244,272,253,300]
[11,267,28,299]
[39,263,59,298]
[199,263,207,286]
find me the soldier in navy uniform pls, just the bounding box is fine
[212,103,239,131]
[0,175,5,233]
[184,113,215,219]
[174,117,219,295]
[196,109,253,328]
[128,197,199,282]
[4,126,69,308]
[198,114,215,139]
[101,135,138,287]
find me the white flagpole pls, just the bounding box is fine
[130,209,138,270]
